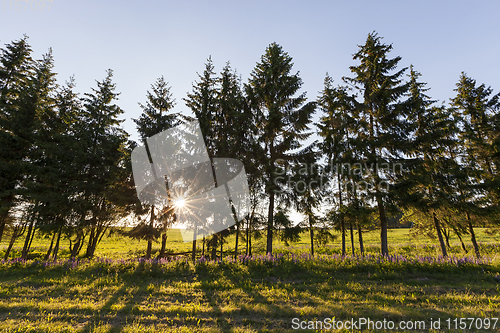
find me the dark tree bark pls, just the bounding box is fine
[4,225,25,260]
[52,225,63,261]
[309,216,314,256]
[245,216,250,256]
[350,222,355,255]
[452,226,468,254]
[85,224,96,258]
[443,228,451,250]
[234,223,239,259]
[338,173,346,256]
[146,205,155,259]
[44,232,56,261]
[248,224,252,256]
[377,192,389,256]
[158,233,167,258]
[358,224,364,255]
[191,228,197,261]
[266,191,274,255]
[466,213,480,258]
[21,219,36,260]
[85,223,106,258]
[433,212,448,257]
[70,230,85,258]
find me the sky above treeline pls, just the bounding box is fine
[1,0,499,143]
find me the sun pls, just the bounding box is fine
[173,198,186,209]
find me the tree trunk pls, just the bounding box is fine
[432,212,448,257]
[358,224,364,255]
[85,225,104,259]
[245,216,249,256]
[146,205,155,260]
[3,226,21,260]
[158,233,167,258]
[22,219,36,260]
[376,192,389,256]
[459,233,467,253]
[146,240,152,259]
[248,224,252,256]
[27,224,35,253]
[309,216,314,256]
[453,227,468,254]
[87,226,102,258]
[52,226,63,262]
[44,232,56,261]
[266,191,274,255]
[202,236,205,257]
[85,224,96,258]
[191,228,197,261]
[70,230,85,258]
[443,228,451,250]
[4,236,16,260]
[192,238,197,261]
[96,227,107,247]
[338,172,345,256]
[234,223,239,259]
[350,222,355,255]
[341,221,346,256]
[466,212,480,258]
[76,239,85,257]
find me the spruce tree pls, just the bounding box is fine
[317,75,352,255]
[451,73,500,257]
[397,66,457,257]
[217,62,252,258]
[0,36,35,243]
[17,49,63,260]
[248,42,315,255]
[343,32,408,256]
[131,76,184,259]
[184,57,219,260]
[74,69,129,258]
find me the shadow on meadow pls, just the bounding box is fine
[0,252,499,332]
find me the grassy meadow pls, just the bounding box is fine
[3,227,500,260]
[1,228,500,332]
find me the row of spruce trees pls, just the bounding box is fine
[1,32,499,261]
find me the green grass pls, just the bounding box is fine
[1,228,500,332]
[2,227,499,260]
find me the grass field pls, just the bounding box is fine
[2,227,500,260]
[1,228,500,332]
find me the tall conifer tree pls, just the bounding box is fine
[0,36,35,243]
[74,70,129,258]
[131,76,184,259]
[398,67,457,257]
[343,32,408,256]
[451,73,500,257]
[248,43,315,255]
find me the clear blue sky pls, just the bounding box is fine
[1,0,499,143]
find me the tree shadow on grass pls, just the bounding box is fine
[0,258,498,332]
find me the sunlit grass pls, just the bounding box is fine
[1,228,500,332]
[2,227,499,261]
[0,251,499,332]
